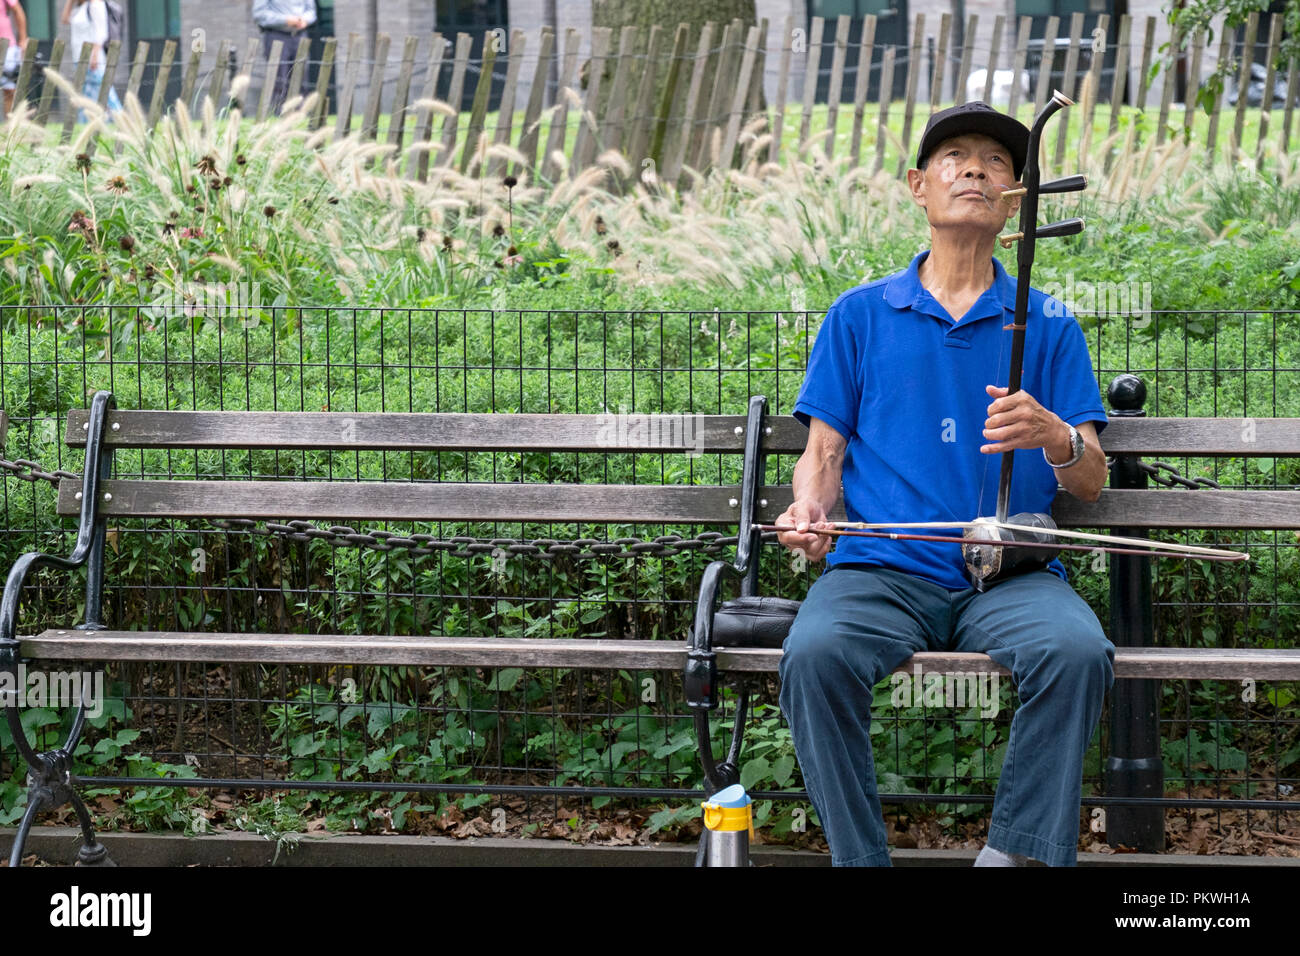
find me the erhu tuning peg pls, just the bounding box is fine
[1036,217,1085,239]
[1039,174,1088,194]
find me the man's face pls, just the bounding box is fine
[906,133,1021,235]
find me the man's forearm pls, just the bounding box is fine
[792,445,844,518]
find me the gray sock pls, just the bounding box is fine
[974,844,1031,867]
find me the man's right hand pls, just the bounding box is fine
[775,498,835,562]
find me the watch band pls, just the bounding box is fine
[1044,424,1085,469]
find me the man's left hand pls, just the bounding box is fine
[980,384,1069,459]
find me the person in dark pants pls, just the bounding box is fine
[774,101,1113,867]
[252,0,316,113]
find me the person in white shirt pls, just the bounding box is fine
[61,0,121,118]
[252,0,317,113]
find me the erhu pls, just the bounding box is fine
[959,90,1088,591]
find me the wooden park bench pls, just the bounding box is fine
[2,377,1298,866]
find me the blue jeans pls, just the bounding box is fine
[777,565,1114,866]
[80,65,122,120]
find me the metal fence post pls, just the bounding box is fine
[1104,373,1164,850]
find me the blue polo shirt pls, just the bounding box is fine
[793,251,1108,590]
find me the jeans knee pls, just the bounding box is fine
[779,623,850,687]
[1034,630,1114,695]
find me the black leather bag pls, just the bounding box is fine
[710,596,803,649]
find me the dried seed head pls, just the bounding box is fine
[606,239,621,255]
[416,227,427,242]
[506,245,517,256]
[119,235,136,253]
[595,216,607,236]
[263,205,276,219]
[195,154,219,177]
[223,176,233,187]
[504,175,518,188]
[105,175,129,195]
[144,263,157,279]
[442,234,453,250]
[235,153,247,166]
[75,153,92,174]
[492,223,505,237]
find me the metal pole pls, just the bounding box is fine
[1104,373,1164,851]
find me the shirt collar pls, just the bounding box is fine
[884,251,1016,322]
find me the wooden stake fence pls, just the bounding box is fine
[0,15,1293,189]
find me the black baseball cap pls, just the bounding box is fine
[915,101,1030,179]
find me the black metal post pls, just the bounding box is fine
[1104,373,1164,850]
[76,412,115,633]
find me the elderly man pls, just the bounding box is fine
[775,101,1114,867]
[252,0,316,112]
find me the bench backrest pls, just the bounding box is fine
[60,407,1300,530]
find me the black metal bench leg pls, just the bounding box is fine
[70,791,113,866]
[8,746,115,867]
[3,681,114,866]
[7,789,47,868]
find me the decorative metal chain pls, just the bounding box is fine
[0,456,80,487]
[0,452,1220,559]
[1112,459,1223,490]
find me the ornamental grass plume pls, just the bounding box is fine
[1,57,1292,314]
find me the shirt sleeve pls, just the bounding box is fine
[792,301,860,441]
[1049,309,1108,435]
[302,2,318,28]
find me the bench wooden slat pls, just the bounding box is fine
[23,631,1300,679]
[750,488,1300,530]
[65,410,782,454]
[63,411,1300,458]
[1083,417,1300,456]
[1050,489,1300,529]
[757,416,1300,457]
[60,481,1300,530]
[57,480,746,524]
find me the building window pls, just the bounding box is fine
[435,0,509,112]
[808,0,910,102]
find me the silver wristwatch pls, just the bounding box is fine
[1044,424,1085,469]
